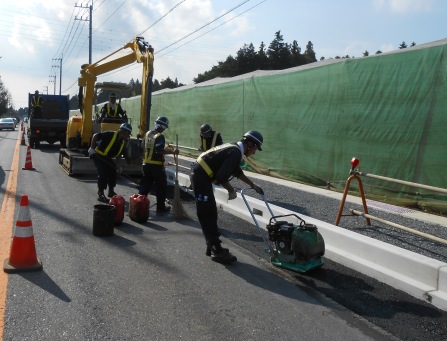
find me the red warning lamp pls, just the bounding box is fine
[351,157,360,168]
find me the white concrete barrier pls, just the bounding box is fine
[165,167,447,311]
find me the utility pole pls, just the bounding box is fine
[49,75,56,95]
[52,56,62,95]
[75,1,93,64]
[43,86,48,95]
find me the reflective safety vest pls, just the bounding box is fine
[32,96,42,108]
[106,103,119,117]
[95,131,125,158]
[201,131,219,152]
[143,132,164,165]
[197,143,240,180]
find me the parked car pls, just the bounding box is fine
[0,118,16,131]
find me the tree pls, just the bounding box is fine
[363,50,369,57]
[290,40,306,67]
[267,31,292,69]
[303,41,317,63]
[236,43,258,74]
[410,42,416,47]
[255,41,269,70]
[375,50,382,54]
[0,77,11,116]
[399,41,407,49]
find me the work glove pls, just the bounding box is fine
[252,184,264,195]
[88,147,96,158]
[228,190,237,200]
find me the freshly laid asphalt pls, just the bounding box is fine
[166,158,447,341]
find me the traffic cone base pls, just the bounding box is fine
[3,195,42,273]
[22,145,36,170]
[4,258,42,273]
[21,131,26,146]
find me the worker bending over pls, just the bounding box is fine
[89,123,132,202]
[191,131,264,264]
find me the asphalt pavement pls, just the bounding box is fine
[168,157,447,341]
[2,137,447,340]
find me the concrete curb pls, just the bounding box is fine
[165,168,447,311]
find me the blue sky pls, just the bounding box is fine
[0,0,446,109]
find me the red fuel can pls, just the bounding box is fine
[129,194,149,223]
[109,195,125,226]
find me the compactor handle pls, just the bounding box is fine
[269,214,305,226]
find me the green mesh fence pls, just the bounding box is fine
[72,38,447,213]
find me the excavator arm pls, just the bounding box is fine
[60,37,154,176]
[78,36,154,147]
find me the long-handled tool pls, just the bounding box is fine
[241,188,325,273]
[172,134,190,220]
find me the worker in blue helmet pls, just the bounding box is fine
[88,123,132,202]
[190,130,264,264]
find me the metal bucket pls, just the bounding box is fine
[93,204,116,236]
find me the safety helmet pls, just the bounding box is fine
[243,130,263,151]
[35,90,39,94]
[109,93,117,98]
[155,116,169,129]
[200,123,212,136]
[119,123,132,134]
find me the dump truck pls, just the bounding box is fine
[28,93,69,148]
[59,36,154,176]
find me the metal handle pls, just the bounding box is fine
[240,188,275,255]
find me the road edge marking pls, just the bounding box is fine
[0,132,21,337]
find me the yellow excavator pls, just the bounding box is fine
[59,36,154,176]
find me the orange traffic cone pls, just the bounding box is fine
[21,130,27,146]
[4,195,42,273]
[22,145,36,170]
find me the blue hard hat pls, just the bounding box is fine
[119,123,132,134]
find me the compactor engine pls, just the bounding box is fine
[266,215,325,264]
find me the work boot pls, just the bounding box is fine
[156,204,171,213]
[108,188,117,198]
[210,244,237,264]
[97,190,108,203]
[206,243,228,257]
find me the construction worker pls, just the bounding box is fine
[190,131,264,264]
[100,93,127,121]
[31,90,43,119]
[199,123,223,151]
[88,123,132,202]
[139,116,179,213]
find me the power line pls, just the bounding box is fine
[137,0,186,37]
[157,0,252,54]
[158,0,267,59]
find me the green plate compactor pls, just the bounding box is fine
[241,188,325,273]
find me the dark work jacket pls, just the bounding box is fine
[94,131,125,158]
[197,143,243,184]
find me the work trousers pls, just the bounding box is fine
[93,155,116,191]
[139,164,167,209]
[190,165,221,246]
